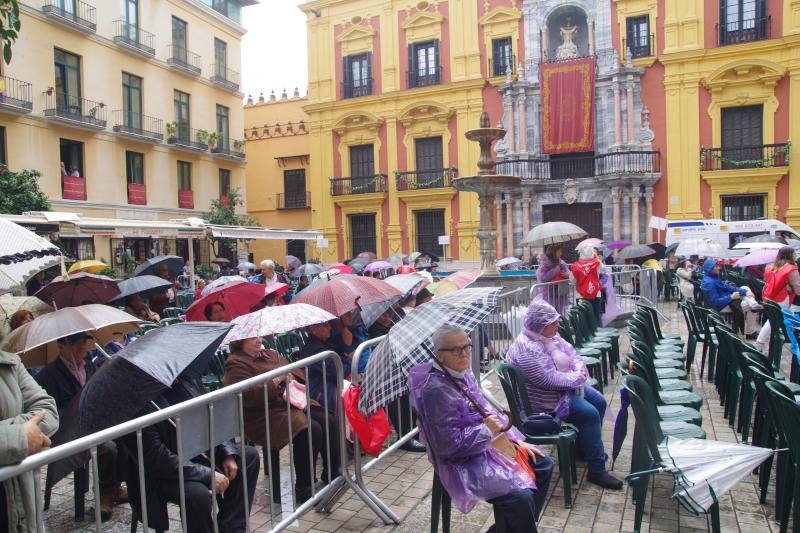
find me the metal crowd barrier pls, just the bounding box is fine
[610,265,668,320]
[0,350,393,532]
[530,278,574,317]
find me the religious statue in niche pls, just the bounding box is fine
[556,16,579,60]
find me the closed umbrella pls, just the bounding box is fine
[617,244,656,261]
[611,387,629,470]
[107,275,173,303]
[0,219,62,292]
[133,255,185,278]
[1,304,140,367]
[285,255,302,270]
[223,303,336,344]
[186,279,267,322]
[294,274,402,317]
[35,272,120,308]
[606,240,631,250]
[443,268,482,289]
[734,248,779,268]
[289,263,325,279]
[522,221,587,246]
[363,261,394,274]
[67,260,108,275]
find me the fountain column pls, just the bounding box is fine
[611,187,622,241]
[630,187,641,245]
[521,193,531,263]
[505,196,514,257]
[495,192,503,257]
[645,186,655,242]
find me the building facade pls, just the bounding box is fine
[1,0,253,269]
[243,89,313,263]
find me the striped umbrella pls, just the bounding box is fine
[443,268,482,289]
[294,274,402,317]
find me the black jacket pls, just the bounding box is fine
[36,356,97,418]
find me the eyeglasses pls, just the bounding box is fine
[438,344,473,355]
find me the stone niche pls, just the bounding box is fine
[545,5,590,61]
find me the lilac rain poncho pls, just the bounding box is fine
[506,299,587,419]
[409,363,535,514]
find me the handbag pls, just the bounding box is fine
[283,380,307,410]
[522,414,561,436]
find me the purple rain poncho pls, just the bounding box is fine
[409,362,536,514]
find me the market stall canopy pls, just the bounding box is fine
[206,225,322,240]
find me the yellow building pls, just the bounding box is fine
[1,0,255,269]
[243,89,314,263]
[300,0,525,263]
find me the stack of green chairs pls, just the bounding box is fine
[762,380,800,532]
[177,290,195,310]
[558,318,603,392]
[690,305,720,381]
[566,310,612,388]
[161,307,184,319]
[762,300,788,373]
[275,332,305,360]
[159,316,185,327]
[678,302,703,370]
[629,342,705,418]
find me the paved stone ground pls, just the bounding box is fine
[42,301,785,532]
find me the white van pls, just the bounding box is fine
[665,219,800,258]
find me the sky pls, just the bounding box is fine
[241,1,309,101]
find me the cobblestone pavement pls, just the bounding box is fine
[43,301,784,532]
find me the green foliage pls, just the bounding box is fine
[0,167,51,214]
[94,264,119,279]
[0,0,20,65]
[194,264,213,280]
[201,188,261,256]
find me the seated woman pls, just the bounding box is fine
[409,324,553,531]
[124,294,160,322]
[506,299,623,490]
[223,336,340,502]
[700,259,748,334]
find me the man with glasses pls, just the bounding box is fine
[409,324,553,532]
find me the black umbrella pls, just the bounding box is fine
[79,322,232,436]
[665,242,679,257]
[646,243,667,260]
[618,244,656,261]
[107,275,174,303]
[347,258,371,274]
[132,255,185,278]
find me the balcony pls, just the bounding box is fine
[127,182,146,205]
[42,0,96,33]
[166,126,209,153]
[277,192,311,209]
[113,20,156,57]
[408,66,441,89]
[112,111,163,143]
[396,168,456,191]
[178,189,194,209]
[0,76,33,114]
[62,175,86,200]
[210,137,245,160]
[718,16,770,46]
[330,174,388,196]
[43,92,106,130]
[623,35,654,58]
[210,64,240,92]
[166,45,202,77]
[700,143,789,171]
[489,55,516,78]
[496,150,661,181]
[342,79,372,99]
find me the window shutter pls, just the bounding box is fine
[433,39,440,77]
[719,1,727,41]
[365,51,372,88]
[408,44,415,87]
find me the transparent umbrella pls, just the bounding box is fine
[522,221,587,246]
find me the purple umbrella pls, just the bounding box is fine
[606,240,631,250]
[363,261,394,273]
[611,387,629,470]
[734,248,779,268]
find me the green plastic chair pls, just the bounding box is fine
[159,317,184,327]
[177,290,195,309]
[574,299,620,376]
[496,363,578,508]
[678,302,701,370]
[276,332,305,360]
[161,306,184,319]
[764,380,800,533]
[568,308,611,386]
[692,305,720,382]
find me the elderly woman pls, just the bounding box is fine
[124,294,160,322]
[675,260,696,302]
[410,325,553,530]
[223,337,340,503]
[9,310,34,331]
[506,299,622,490]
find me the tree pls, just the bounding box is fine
[0,168,51,214]
[1,0,20,64]
[202,188,260,257]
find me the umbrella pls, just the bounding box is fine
[67,260,108,275]
[386,253,407,266]
[237,261,256,271]
[675,239,710,258]
[347,258,370,274]
[364,261,394,274]
[734,248,779,268]
[264,282,289,300]
[79,322,232,435]
[611,388,629,469]
[107,275,174,303]
[212,257,231,266]
[428,280,459,297]
[443,268,482,289]
[642,258,664,272]
[617,244,656,261]
[409,252,422,262]
[575,238,603,251]
[1,304,140,367]
[665,242,680,256]
[0,219,62,293]
[658,437,773,513]
[384,274,427,300]
[738,234,787,246]
[0,296,53,338]
[35,272,120,308]
[646,243,667,260]
[289,263,325,279]
[294,274,402,317]
[415,252,440,263]
[186,280,267,322]
[733,241,786,250]
[201,275,245,297]
[326,263,354,275]
[606,240,631,250]
[285,255,302,270]
[223,304,336,344]
[357,251,378,261]
[496,257,523,268]
[522,221,587,246]
[359,287,502,415]
[133,255,185,278]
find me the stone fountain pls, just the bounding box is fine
[454,111,521,275]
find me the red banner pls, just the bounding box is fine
[127,183,147,205]
[178,189,194,209]
[62,176,86,200]
[539,56,596,154]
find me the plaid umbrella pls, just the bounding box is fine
[443,268,482,289]
[223,303,336,344]
[359,287,501,415]
[294,274,402,317]
[35,272,120,308]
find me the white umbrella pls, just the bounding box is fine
[496,257,523,268]
[201,275,246,297]
[0,219,62,293]
[733,241,785,250]
[675,238,728,258]
[522,221,587,246]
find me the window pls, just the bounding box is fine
[722,194,765,221]
[719,0,767,45]
[350,144,374,179]
[216,104,230,148]
[0,126,6,167]
[60,138,84,177]
[214,38,227,78]
[122,72,142,131]
[287,240,306,263]
[171,16,188,61]
[349,214,376,257]
[626,16,652,57]
[415,136,445,188]
[721,105,763,168]
[177,161,191,190]
[283,169,307,208]
[491,37,513,77]
[58,237,94,261]
[173,90,190,139]
[126,151,144,184]
[211,0,242,23]
[54,48,81,112]
[408,40,440,88]
[219,168,231,199]
[343,53,372,98]
[416,210,445,257]
[122,0,138,33]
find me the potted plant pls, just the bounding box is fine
[207,131,221,150]
[195,129,209,146]
[233,139,245,154]
[166,121,177,141]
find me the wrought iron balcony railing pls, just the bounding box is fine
[111,110,163,142]
[43,92,106,129]
[342,79,373,99]
[622,35,654,58]
[210,136,245,159]
[700,143,790,171]
[166,126,209,151]
[489,54,516,77]
[496,150,661,181]
[277,192,311,209]
[396,168,457,191]
[113,20,155,56]
[167,45,202,76]
[330,174,388,196]
[408,66,441,88]
[42,0,96,32]
[210,64,240,92]
[0,76,33,112]
[717,16,770,46]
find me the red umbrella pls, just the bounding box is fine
[443,268,482,289]
[294,274,402,317]
[326,263,354,275]
[185,280,266,322]
[35,272,120,308]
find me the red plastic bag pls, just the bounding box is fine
[343,386,391,457]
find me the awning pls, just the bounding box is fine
[64,218,206,238]
[207,225,322,240]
